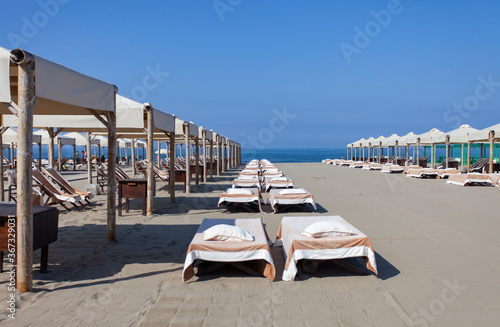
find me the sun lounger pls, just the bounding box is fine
[436,168,460,179]
[446,173,500,186]
[362,163,382,170]
[261,170,284,180]
[275,215,378,281]
[42,166,94,203]
[267,188,316,214]
[232,176,261,189]
[152,164,169,182]
[239,171,259,178]
[381,164,404,174]
[183,218,276,282]
[406,168,439,179]
[32,168,83,210]
[349,161,364,168]
[263,176,294,192]
[218,187,266,213]
[340,160,352,166]
[5,170,42,205]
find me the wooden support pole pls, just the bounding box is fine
[489,131,495,173]
[202,131,207,183]
[467,142,471,173]
[131,139,136,177]
[106,107,117,242]
[87,133,92,184]
[57,138,63,171]
[0,117,4,202]
[195,137,200,187]
[12,49,35,293]
[216,136,220,176]
[445,137,450,169]
[210,140,214,179]
[169,132,175,202]
[146,108,154,216]
[185,123,191,193]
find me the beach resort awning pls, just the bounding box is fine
[381,134,400,147]
[396,132,416,146]
[468,123,500,142]
[433,124,479,144]
[62,132,100,146]
[2,126,42,144]
[34,129,76,146]
[0,47,118,292]
[416,128,444,145]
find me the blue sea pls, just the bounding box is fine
[13,146,346,163]
[241,148,346,163]
[6,144,491,164]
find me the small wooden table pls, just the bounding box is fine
[0,202,59,273]
[174,170,187,191]
[118,178,148,216]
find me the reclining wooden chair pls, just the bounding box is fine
[32,168,83,210]
[41,166,93,204]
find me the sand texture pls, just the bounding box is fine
[1,162,499,326]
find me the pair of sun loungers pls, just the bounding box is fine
[8,167,93,211]
[217,187,317,214]
[183,216,378,282]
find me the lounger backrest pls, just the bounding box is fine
[32,168,64,196]
[42,166,75,193]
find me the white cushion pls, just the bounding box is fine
[226,188,253,195]
[203,224,254,242]
[237,175,257,180]
[301,221,356,238]
[279,188,307,195]
[271,177,288,181]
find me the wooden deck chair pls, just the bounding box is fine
[41,166,94,204]
[152,164,169,181]
[5,170,41,205]
[115,164,132,179]
[95,165,109,190]
[32,168,83,210]
[135,161,147,176]
[101,163,129,180]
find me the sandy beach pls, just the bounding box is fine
[1,163,499,326]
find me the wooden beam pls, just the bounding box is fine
[0,115,3,201]
[89,109,110,129]
[87,132,92,184]
[202,132,207,182]
[185,123,191,193]
[489,130,495,173]
[11,49,35,292]
[195,137,200,187]
[106,109,117,242]
[169,131,175,202]
[146,109,154,216]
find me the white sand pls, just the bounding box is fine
[1,163,499,326]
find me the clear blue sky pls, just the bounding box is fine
[2,0,500,148]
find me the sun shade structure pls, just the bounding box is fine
[432,125,479,169]
[467,123,500,173]
[0,47,117,292]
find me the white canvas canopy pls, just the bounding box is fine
[380,134,400,147]
[0,47,118,292]
[397,132,416,146]
[63,132,100,146]
[0,47,115,115]
[416,128,444,145]
[468,123,500,142]
[34,129,75,146]
[2,127,42,144]
[433,124,479,144]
